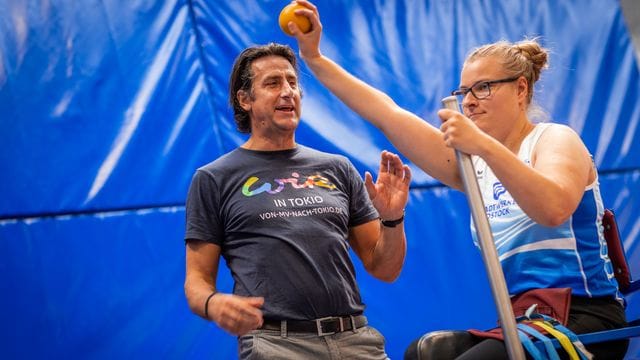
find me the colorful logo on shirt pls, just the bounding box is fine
[493,181,506,200]
[242,172,337,197]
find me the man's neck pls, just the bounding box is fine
[242,135,296,151]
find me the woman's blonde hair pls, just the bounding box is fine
[465,38,549,107]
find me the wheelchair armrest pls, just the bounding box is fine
[625,280,640,294]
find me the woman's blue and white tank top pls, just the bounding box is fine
[470,123,622,302]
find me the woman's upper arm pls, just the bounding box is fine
[532,125,592,203]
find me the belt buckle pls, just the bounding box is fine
[315,316,342,336]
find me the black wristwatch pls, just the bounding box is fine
[380,211,405,227]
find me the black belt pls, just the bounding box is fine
[259,315,367,336]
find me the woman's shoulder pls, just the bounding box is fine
[534,122,582,142]
[537,122,577,133]
[533,122,590,158]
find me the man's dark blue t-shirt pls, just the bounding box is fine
[185,145,379,320]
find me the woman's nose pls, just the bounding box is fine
[461,91,477,107]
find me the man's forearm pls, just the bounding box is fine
[184,275,216,320]
[369,224,407,282]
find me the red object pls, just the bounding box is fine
[468,288,572,340]
[603,209,631,292]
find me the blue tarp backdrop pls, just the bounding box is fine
[1,0,638,358]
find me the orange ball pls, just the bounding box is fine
[279,3,311,36]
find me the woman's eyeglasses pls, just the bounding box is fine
[451,76,520,100]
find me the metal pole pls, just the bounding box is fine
[441,96,526,360]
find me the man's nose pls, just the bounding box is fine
[281,82,295,97]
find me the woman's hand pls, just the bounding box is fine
[288,0,323,61]
[438,108,492,156]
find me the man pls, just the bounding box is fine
[183,43,411,359]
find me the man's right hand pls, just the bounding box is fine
[207,293,265,336]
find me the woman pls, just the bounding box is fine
[286,1,628,358]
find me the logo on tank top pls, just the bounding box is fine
[493,181,506,200]
[485,182,515,219]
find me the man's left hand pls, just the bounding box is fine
[365,150,411,221]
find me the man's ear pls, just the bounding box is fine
[237,90,251,111]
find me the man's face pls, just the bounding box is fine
[239,55,302,135]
